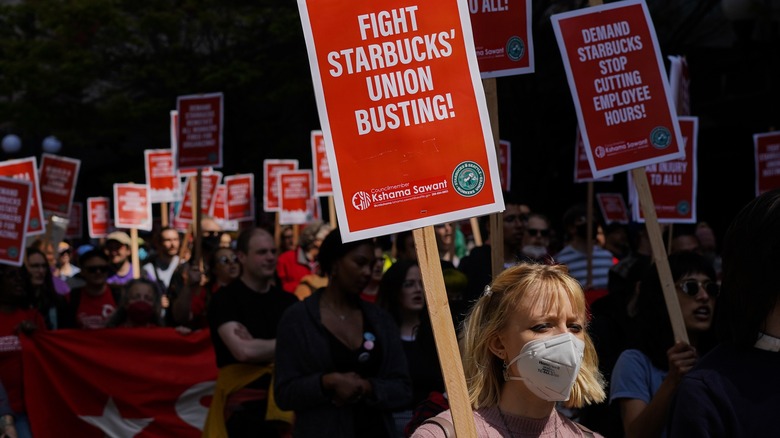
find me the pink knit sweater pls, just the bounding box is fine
[410,406,602,438]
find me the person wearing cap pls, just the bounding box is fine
[104,231,136,286]
[55,241,80,281]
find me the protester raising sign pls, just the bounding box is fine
[551,0,684,178]
[298,0,503,242]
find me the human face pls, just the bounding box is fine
[371,246,384,281]
[105,240,130,265]
[676,272,716,333]
[81,257,110,287]
[281,228,294,252]
[1,266,26,301]
[127,283,156,306]
[494,289,586,380]
[400,265,425,312]
[159,229,180,257]
[213,248,240,284]
[26,253,49,287]
[434,223,454,253]
[503,204,529,249]
[523,216,550,248]
[219,232,232,248]
[238,233,277,282]
[332,243,375,295]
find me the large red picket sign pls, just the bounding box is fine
[22,328,217,438]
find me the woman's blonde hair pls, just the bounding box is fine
[461,262,606,409]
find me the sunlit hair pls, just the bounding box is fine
[462,262,606,409]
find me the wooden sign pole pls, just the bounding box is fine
[328,196,337,229]
[161,202,169,228]
[130,228,140,279]
[414,226,476,437]
[632,167,688,342]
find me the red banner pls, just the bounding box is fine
[21,328,217,438]
[39,153,80,218]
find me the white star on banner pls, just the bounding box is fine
[79,398,153,438]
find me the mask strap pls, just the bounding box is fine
[502,355,525,382]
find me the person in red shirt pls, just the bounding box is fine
[0,263,46,438]
[67,250,119,329]
[276,221,331,293]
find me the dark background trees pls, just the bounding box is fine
[0,0,777,241]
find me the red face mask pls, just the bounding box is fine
[126,300,155,325]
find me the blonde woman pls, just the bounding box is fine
[412,263,606,437]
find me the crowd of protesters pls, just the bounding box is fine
[2,187,775,438]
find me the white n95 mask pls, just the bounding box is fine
[504,332,585,401]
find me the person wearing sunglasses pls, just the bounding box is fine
[609,251,718,438]
[520,212,554,264]
[173,247,241,329]
[66,250,122,329]
[668,189,780,437]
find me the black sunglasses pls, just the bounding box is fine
[526,228,550,237]
[84,265,109,274]
[217,255,238,265]
[677,279,719,297]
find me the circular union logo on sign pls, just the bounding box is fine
[676,200,691,215]
[650,127,672,149]
[506,36,525,62]
[351,191,371,211]
[452,161,485,197]
[30,218,39,228]
[8,247,18,258]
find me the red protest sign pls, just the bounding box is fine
[596,192,629,225]
[630,116,698,224]
[213,185,227,221]
[499,140,511,191]
[176,93,223,170]
[754,131,780,197]
[574,128,613,183]
[263,159,298,212]
[39,154,80,218]
[176,172,222,224]
[113,184,153,231]
[0,157,44,236]
[278,170,315,225]
[0,177,31,266]
[311,130,333,196]
[469,0,533,77]
[87,197,110,238]
[145,149,180,204]
[65,202,83,240]
[552,0,684,179]
[224,174,255,221]
[298,0,504,242]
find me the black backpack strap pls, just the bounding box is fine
[422,416,455,438]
